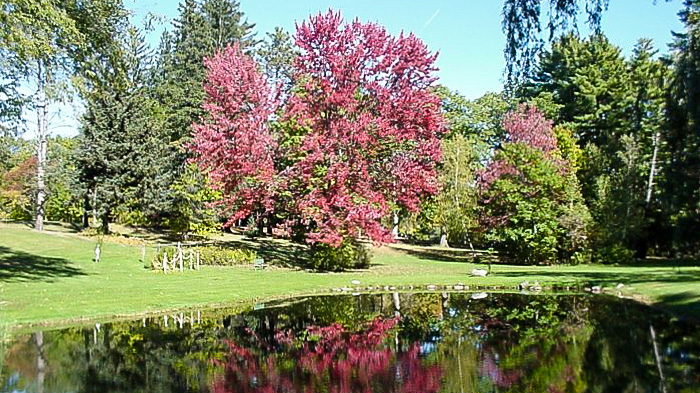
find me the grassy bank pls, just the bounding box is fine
[0,222,698,328]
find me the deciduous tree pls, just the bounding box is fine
[480,105,591,264]
[193,11,444,255]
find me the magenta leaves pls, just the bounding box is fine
[480,104,563,191]
[192,43,279,226]
[193,11,444,247]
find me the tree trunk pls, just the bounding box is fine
[391,211,399,239]
[82,194,90,228]
[257,214,264,236]
[34,60,48,231]
[35,331,45,393]
[100,208,110,234]
[637,131,661,258]
[439,227,449,248]
[646,131,660,207]
[266,216,274,237]
[92,187,98,226]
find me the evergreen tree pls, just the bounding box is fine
[501,0,611,84]
[76,28,167,233]
[156,0,257,142]
[257,27,296,95]
[664,0,700,255]
[150,0,257,232]
[525,33,670,259]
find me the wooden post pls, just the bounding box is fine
[163,253,168,274]
[177,242,183,272]
[94,242,101,263]
[196,250,200,270]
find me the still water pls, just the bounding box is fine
[2,293,699,392]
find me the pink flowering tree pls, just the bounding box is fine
[479,105,591,264]
[210,317,443,393]
[192,43,279,227]
[193,11,444,268]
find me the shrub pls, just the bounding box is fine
[592,244,634,265]
[308,237,371,271]
[199,246,257,266]
[150,245,256,270]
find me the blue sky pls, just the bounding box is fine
[29,0,685,138]
[128,0,684,99]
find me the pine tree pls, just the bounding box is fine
[664,0,700,255]
[149,0,258,232]
[257,27,296,95]
[76,28,167,233]
[156,0,257,142]
[524,33,673,258]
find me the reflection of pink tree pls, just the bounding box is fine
[210,317,442,393]
[479,349,522,388]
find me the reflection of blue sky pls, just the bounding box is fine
[420,341,437,355]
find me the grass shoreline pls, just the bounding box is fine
[1,221,698,330]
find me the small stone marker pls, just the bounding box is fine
[471,268,488,277]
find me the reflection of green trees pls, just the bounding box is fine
[2,293,699,393]
[1,317,232,393]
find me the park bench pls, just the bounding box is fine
[253,258,267,270]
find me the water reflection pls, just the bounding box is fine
[1,293,699,392]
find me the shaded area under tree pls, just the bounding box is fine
[0,245,86,282]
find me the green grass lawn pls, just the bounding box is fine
[1,221,699,329]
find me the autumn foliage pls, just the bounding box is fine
[192,42,279,227]
[479,105,591,264]
[193,10,444,247]
[210,317,443,393]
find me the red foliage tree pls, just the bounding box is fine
[192,43,279,226]
[210,317,443,393]
[193,11,444,246]
[479,104,563,190]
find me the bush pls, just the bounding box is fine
[308,237,371,271]
[150,245,256,270]
[592,244,634,265]
[199,246,257,266]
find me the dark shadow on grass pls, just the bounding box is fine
[654,292,700,320]
[616,257,700,268]
[17,220,83,233]
[219,236,312,269]
[221,236,381,272]
[394,245,503,264]
[494,269,700,286]
[0,246,86,282]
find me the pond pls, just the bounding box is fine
[1,292,699,392]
